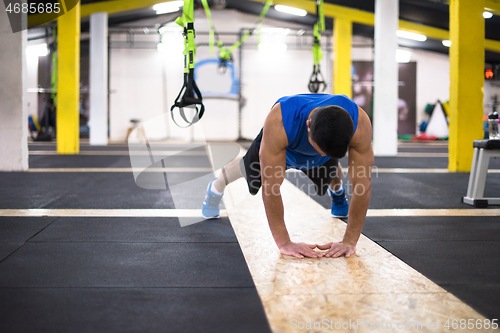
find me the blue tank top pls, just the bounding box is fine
[277,94,358,170]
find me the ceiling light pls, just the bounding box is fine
[396,30,427,42]
[26,43,49,57]
[258,42,288,53]
[396,49,411,63]
[153,1,183,14]
[274,5,307,17]
[442,40,451,47]
[483,11,493,19]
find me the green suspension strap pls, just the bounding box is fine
[308,0,327,93]
[171,0,205,127]
[256,0,273,45]
[200,0,272,73]
[200,0,217,56]
[317,0,325,31]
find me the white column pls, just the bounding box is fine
[89,12,108,145]
[0,5,28,171]
[373,0,399,156]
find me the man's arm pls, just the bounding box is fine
[260,103,320,259]
[320,107,374,258]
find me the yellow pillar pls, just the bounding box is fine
[333,17,352,98]
[448,0,484,171]
[57,3,80,154]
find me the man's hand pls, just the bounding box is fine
[279,241,321,259]
[317,242,356,258]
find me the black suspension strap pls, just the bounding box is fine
[171,0,205,128]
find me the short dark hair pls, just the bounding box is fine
[309,105,354,158]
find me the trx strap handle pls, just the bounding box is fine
[171,0,205,127]
[309,0,326,93]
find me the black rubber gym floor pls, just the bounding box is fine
[0,143,271,333]
[0,172,218,209]
[1,141,499,331]
[29,155,212,168]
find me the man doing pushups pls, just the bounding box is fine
[201,94,373,259]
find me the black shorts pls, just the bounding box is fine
[240,129,339,196]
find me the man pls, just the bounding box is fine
[202,94,373,259]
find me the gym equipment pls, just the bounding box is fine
[425,101,449,139]
[194,58,239,97]
[488,111,499,139]
[171,0,205,128]
[170,0,272,128]
[28,114,41,133]
[463,139,500,207]
[28,104,54,142]
[200,0,272,73]
[308,0,326,93]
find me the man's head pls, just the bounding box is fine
[307,105,354,159]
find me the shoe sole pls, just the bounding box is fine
[202,214,220,220]
[331,214,348,218]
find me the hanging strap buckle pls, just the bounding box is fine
[217,48,233,74]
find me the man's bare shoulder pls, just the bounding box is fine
[349,106,373,153]
[261,103,288,152]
